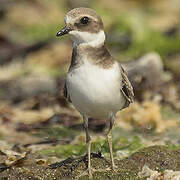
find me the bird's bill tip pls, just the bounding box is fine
[56,26,71,37]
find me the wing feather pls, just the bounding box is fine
[63,82,72,103]
[120,65,134,109]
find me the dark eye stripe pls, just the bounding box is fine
[80,17,89,24]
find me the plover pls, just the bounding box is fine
[56,7,134,177]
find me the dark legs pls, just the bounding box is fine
[107,114,115,170]
[83,115,92,178]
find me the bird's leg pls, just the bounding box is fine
[107,114,115,170]
[83,115,92,178]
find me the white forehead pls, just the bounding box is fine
[65,15,77,24]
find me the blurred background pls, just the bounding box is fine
[0,0,180,178]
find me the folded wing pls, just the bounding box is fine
[120,65,134,109]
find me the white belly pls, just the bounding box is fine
[66,61,125,118]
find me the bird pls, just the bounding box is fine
[56,7,134,178]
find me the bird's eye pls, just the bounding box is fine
[80,17,89,24]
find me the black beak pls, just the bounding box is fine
[56,26,71,37]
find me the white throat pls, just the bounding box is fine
[69,30,105,47]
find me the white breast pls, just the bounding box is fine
[66,60,125,119]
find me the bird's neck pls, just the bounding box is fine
[70,37,114,70]
[73,30,105,48]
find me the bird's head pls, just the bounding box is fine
[57,7,105,46]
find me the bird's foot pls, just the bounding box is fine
[75,167,95,179]
[111,164,118,172]
[104,162,118,172]
[87,166,93,179]
[74,152,103,179]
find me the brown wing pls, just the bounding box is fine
[63,82,72,103]
[120,65,134,109]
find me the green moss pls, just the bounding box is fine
[20,23,62,42]
[112,127,144,156]
[41,143,86,158]
[40,128,144,161]
[165,141,180,150]
[113,136,143,154]
[32,125,78,139]
[120,26,180,61]
[41,138,108,158]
